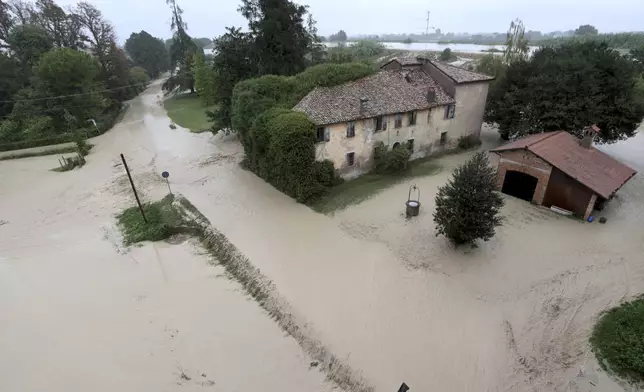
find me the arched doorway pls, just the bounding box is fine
[501,170,539,202]
[392,142,401,149]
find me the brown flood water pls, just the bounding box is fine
[1,80,644,392]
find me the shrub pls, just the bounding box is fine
[433,152,504,245]
[457,134,482,150]
[385,146,411,173]
[266,110,322,202]
[591,298,644,383]
[231,75,296,147]
[313,159,342,187]
[373,141,411,174]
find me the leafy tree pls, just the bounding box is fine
[164,0,199,93]
[433,152,504,245]
[348,40,385,58]
[486,41,644,143]
[192,52,215,105]
[305,13,324,65]
[32,0,85,49]
[75,2,114,77]
[329,29,347,42]
[25,48,105,132]
[630,45,644,70]
[8,24,53,76]
[104,40,134,102]
[239,0,313,76]
[0,0,13,48]
[575,24,598,36]
[475,53,505,79]
[503,19,529,64]
[0,53,19,117]
[440,47,455,61]
[125,30,169,78]
[208,26,256,130]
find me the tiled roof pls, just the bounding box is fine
[426,59,495,84]
[385,56,422,66]
[491,131,637,199]
[293,69,454,126]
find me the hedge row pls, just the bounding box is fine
[0,104,127,152]
[231,63,373,203]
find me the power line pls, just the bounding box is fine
[0,82,151,104]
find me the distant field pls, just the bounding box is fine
[164,94,216,133]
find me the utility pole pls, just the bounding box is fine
[425,11,430,36]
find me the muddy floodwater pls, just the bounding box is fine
[1,80,644,392]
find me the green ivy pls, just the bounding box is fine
[230,62,373,204]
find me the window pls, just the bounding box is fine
[394,113,403,128]
[445,104,456,119]
[408,111,417,126]
[440,132,447,146]
[346,152,355,166]
[346,121,355,138]
[407,139,414,152]
[375,115,387,132]
[317,127,329,143]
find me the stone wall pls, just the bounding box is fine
[452,82,490,138]
[315,107,459,179]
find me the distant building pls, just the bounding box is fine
[490,127,637,220]
[293,56,494,178]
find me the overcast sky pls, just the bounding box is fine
[60,0,644,42]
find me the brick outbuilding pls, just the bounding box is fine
[490,128,637,220]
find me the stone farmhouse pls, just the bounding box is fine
[294,56,494,178]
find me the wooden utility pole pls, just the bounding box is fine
[120,153,147,223]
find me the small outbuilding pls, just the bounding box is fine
[490,127,637,220]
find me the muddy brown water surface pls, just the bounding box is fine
[1,80,644,392]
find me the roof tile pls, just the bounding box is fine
[293,69,454,125]
[426,59,495,84]
[491,131,637,199]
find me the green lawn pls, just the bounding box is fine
[311,160,442,215]
[591,298,644,384]
[117,195,193,245]
[164,93,215,133]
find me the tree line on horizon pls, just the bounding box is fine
[333,24,644,50]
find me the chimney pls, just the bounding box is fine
[581,124,600,148]
[359,98,368,115]
[426,88,436,103]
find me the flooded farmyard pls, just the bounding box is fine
[1,81,643,392]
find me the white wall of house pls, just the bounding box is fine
[315,107,469,179]
[452,82,489,138]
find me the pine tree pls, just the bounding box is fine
[433,152,504,245]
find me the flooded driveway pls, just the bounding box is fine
[1,80,643,392]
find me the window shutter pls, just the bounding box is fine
[324,127,330,142]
